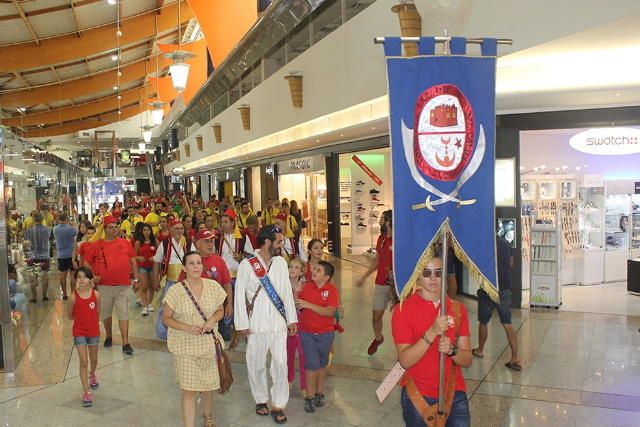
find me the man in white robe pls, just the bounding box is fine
[234,225,298,423]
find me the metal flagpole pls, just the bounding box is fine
[438,231,448,416]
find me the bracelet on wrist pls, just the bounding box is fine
[422,332,433,346]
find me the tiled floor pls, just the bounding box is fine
[2,257,640,426]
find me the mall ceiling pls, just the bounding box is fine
[0,0,194,140]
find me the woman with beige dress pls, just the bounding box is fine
[163,251,227,427]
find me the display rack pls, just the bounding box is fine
[632,195,640,255]
[530,223,562,309]
[521,215,532,262]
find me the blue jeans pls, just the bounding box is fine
[155,279,176,340]
[401,388,470,427]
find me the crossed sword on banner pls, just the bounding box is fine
[401,121,486,211]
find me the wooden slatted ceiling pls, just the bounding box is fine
[0,1,192,73]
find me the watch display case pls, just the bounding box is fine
[605,193,631,250]
[578,186,604,249]
[632,194,640,252]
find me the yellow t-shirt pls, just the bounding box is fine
[145,211,161,234]
[22,216,35,230]
[120,215,144,238]
[261,208,280,226]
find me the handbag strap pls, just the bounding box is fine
[180,281,223,347]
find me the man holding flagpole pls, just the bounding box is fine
[234,225,298,425]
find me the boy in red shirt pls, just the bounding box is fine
[296,260,340,414]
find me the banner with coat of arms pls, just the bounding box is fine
[385,37,499,301]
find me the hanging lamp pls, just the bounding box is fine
[166,0,195,93]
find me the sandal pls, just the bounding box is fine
[270,409,288,424]
[314,393,325,407]
[505,362,522,372]
[203,414,216,427]
[255,403,269,416]
[472,349,484,359]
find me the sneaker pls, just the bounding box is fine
[89,374,99,390]
[135,298,143,307]
[371,196,380,202]
[314,393,325,407]
[103,337,112,348]
[82,392,92,407]
[304,397,316,413]
[356,180,365,185]
[369,188,380,194]
[122,344,134,355]
[146,305,155,313]
[367,336,384,355]
[141,306,149,316]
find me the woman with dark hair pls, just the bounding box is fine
[289,200,305,237]
[111,200,123,221]
[356,209,395,355]
[183,214,196,240]
[304,239,324,282]
[163,251,227,427]
[134,224,158,316]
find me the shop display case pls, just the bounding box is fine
[578,186,604,248]
[604,192,632,282]
[632,194,640,258]
[529,223,562,308]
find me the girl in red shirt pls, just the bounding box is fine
[134,224,158,316]
[67,266,101,408]
[391,257,472,426]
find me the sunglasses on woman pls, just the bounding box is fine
[422,268,442,278]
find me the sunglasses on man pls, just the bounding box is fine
[422,268,442,278]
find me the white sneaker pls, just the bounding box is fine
[141,306,149,316]
[146,305,155,312]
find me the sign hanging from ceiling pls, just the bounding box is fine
[569,127,640,155]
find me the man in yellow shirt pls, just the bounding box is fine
[260,198,279,226]
[144,201,165,235]
[120,205,144,239]
[236,201,253,230]
[22,211,37,230]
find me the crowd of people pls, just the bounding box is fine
[9,191,518,427]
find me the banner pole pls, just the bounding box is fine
[438,231,448,415]
[373,36,513,46]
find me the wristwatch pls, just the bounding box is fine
[448,344,458,357]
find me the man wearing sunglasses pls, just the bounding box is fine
[83,215,138,355]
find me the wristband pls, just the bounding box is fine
[422,333,433,346]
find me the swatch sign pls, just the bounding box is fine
[569,128,640,155]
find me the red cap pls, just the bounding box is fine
[102,215,117,226]
[275,212,287,221]
[169,218,182,228]
[195,229,217,241]
[222,209,236,220]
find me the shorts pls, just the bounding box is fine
[98,285,130,321]
[373,285,393,311]
[57,258,73,272]
[138,266,153,274]
[478,288,512,325]
[31,259,50,271]
[300,331,334,371]
[74,336,100,346]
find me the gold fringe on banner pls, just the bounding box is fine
[399,219,499,304]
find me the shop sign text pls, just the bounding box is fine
[569,128,640,155]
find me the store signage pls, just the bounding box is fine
[569,127,640,155]
[495,158,516,207]
[352,155,383,185]
[278,156,323,175]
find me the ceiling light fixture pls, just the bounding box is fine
[141,125,155,143]
[166,1,195,93]
[111,54,118,61]
[138,142,147,151]
[107,0,116,4]
[149,101,167,126]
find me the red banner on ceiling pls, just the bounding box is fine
[352,155,383,186]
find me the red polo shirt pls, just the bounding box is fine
[84,238,135,286]
[375,234,393,286]
[391,294,470,398]
[298,282,340,334]
[177,253,231,285]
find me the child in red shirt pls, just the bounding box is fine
[287,258,307,395]
[296,260,340,414]
[67,266,101,408]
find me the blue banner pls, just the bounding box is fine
[385,37,498,300]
